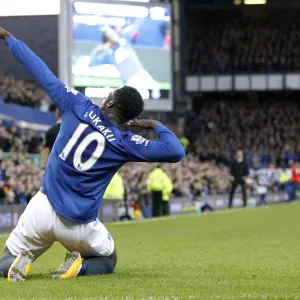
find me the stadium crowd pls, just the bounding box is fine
[0,154,43,205]
[1,91,300,204]
[0,121,44,204]
[0,124,43,154]
[0,119,231,205]
[0,72,55,112]
[185,7,300,74]
[187,93,300,169]
[119,158,230,204]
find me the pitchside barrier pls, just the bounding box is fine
[0,192,290,233]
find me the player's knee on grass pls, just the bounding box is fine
[109,246,118,267]
[79,247,117,276]
[79,256,115,276]
[0,254,16,277]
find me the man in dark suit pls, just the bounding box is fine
[228,150,249,208]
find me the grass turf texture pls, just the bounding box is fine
[1,204,300,300]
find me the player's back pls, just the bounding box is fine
[42,100,129,224]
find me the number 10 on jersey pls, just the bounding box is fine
[59,123,106,171]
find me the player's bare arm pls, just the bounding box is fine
[0,27,10,40]
[127,119,162,129]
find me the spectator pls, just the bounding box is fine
[185,7,300,74]
[0,156,42,204]
[0,122,43,154]
[228,150,249,209]
[290,162,300,201]
[278,169,289,191]
[0,74,55,111]
[147,165,173,217]
[185,93,300,169]
[255,173,269,206]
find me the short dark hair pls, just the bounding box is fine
[102,31,109,43]
[114,86,144,121]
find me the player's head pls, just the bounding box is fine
[102,27,119,45]
[236,150,244,160]
[101,86,144,123]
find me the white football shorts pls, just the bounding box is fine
[5,191,115,260]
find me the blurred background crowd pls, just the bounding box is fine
[186,93,300,168]
[0,73,54,112]
[0,155,43,205]
[185,7,300,74]
[1,3,300,213]
[1,89,299,206]
[0,123,43,154]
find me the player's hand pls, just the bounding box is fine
[127,119,162,129]
[0,27,10,40]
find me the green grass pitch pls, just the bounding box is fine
[1,203,300,300]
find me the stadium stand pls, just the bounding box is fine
[0,120,43,204]
[0,122,43,154]
[187,92,300,169]
[1,6,300,207]
[185,7,300,74]
[0,73,55,112]
[1,91,299,204]
[120,159,230,201]
[0,155,43,205]
[0,119,230,204]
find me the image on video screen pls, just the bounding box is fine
[72,2,172,99]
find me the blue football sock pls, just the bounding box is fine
[0,254,16,277]
[78,256,115,276]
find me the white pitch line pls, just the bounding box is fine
[107,209,236,226]
[107,201,300,226]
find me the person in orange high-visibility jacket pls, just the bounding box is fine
[290,163,300,201]
[147,165,173,217]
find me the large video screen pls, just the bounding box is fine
[71,1,172,110]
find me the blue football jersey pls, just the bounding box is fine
[5,36,185,223]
